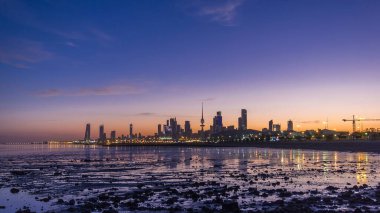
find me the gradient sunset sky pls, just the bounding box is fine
[1,0,380,142]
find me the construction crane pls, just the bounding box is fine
[342,115,380,133]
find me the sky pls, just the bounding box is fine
[1,0,380,142]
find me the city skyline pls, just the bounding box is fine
[1,0,380,142]
[72,106,377,143]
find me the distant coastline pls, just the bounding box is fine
[104,140,380,153]
[2,140,380,154]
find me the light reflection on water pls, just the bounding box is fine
[0,143,377,186]
[0,144,379,211]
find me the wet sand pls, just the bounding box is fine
[107,140,380,153]
[1,144,380,212]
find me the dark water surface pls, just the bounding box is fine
[0,144,379,212]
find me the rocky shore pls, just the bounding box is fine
[0,145,379,212]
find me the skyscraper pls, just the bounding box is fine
[269,120,273,132]
[241,109,247,130]
[238,109,248,131]
[84,123,91,141]
[238,117,243,131]
[111,131,116,141]
[185,121,192,137]
[213,111,223,133]
[129,124,133,140]
[170,118,178,141]
[273,124,281,132]
[99,125,105,142]
[158,124,162,136]
[287,120,294,131]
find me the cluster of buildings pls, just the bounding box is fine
[75,105,380,144]
[156,118,193,141]
[79,123,142,144]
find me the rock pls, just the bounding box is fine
[277,189,292,197]
[125,200,138,210]
[221,200,240,213]
[15,207,32,213]
[53,172,62,176]
[10,171,29,176]
[69,199,75,205]
[98,193,109,201]
[326,186,339,191]
[10,188,20,193]
[40,196,51,202]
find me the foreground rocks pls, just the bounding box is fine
[1,146,380,212]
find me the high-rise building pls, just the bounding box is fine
[163,125,169,135]
[273,124,281,132]
[110,130,116,141]
[129,124,133,140]
[84,123,91,141]
[238,117,242,131]
[157,124,162,136]
[177,124,181,137]
[241,109,247,130]
[170,118,178,140]
[99,125,105,142]
[269,120,273,132]
[287,120,294,132]
[184,121,192,137]
[213,111,223,133]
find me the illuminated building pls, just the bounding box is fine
[269,120,273,132]
[185,121,192,137]
[273,124,281,132]
[129,123,133,140]
[287,120,294,131]
[158,124,162,136]
[111,130,116,141]
[84,123,91,141]
[238,109,247,131]
[99,125,105,142]
[213,111,223,133]
[170,118,178,141]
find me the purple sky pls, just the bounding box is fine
[1,0,380,142]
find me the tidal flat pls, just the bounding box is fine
[0,144,380,212]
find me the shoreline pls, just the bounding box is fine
[104,140,380,153]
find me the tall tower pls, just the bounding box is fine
[129,123,133,141]
[269,120,273,132]
[185,121,191,137]
[213,111,223,133]
[99,125,105,142]
[241,109,247,130]
[170,118,178,141]
[84,123,91,141]
[157,124,162,137]
[287,120,294,132]
[110,130,116,141]
[200,102,205,141]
